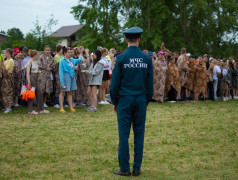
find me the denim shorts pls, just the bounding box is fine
[60,73,77,92]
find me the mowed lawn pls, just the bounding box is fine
[0,100,238,179]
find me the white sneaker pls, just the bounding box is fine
[44,103,48,108]
[98,101,104,105]
[235,96,238,99]
[64,105,69,107]
[28,111,38,115]
[12,104,20,108]
[222,97,225,101]
[54,104,60,108]
[4,108,12,113]
[39,109,49,114]
[103,101,110,105]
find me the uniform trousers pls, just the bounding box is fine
[117,95,147,171]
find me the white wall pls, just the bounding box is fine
[58,38,68,47]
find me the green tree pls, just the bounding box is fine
[0,30,6,34]
[71,0,123,51]
[2,28,24,49]
[27,15,60,51]
[121,0,238,57]
[71,0,238,57]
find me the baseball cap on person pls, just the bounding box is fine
[148,51,153,56]
[157,51,164,55]
[14,48,20,55]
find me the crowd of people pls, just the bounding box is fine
[0,43,237,114]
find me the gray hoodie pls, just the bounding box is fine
[85,59,104,86]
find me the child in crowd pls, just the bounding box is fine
[82,50,104,112]
[219,62,229,101]
[58,47,84,113]
[39,46,54,107]
[26,50,49,114]
[1,48,14,113]
[13,53,24,107]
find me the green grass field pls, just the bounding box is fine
[0,100,238,179]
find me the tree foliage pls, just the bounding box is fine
[71,0,124,51]
[1,28,24,49]
[71,0,238,57]
[23,15,60,51]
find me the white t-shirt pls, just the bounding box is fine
[213,65,221,80]
[221,68,228,76]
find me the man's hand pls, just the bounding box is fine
[113,105,117,113]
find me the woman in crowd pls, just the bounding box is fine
[235,59,238,98]
[53,45,64,108]
[207,58,215,100]
[98,48,110,105]
[77,49,92,106]
[74,46,85,106]
[184,56,196,100]
[164,56,180,100]
[213,59,221,100]
[219,62,229,101]
[1,48,14,113]
[227,60,238,99]
[39,45,54,107]
[193,56,208,101]
[82,50,104,112]
[58,47,84,113]
[152,51,167,102]
[177,48,190,100]
[26,50,49,114]
[13,53,24,107]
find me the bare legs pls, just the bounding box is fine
[59,91,73,110]
[99,80,108,102]
[87,86,98,108]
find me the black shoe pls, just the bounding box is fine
[113,170,131,176]
[133,170,141,176]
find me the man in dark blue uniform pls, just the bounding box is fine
[110,27,154,177]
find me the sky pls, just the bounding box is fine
[0,0,82,35]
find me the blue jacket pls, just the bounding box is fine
[110,46,154,105]
[59,57,83,85]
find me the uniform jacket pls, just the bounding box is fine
[110,46,154,105]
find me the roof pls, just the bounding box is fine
[50,25,85,38]
[0,33,8,37]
